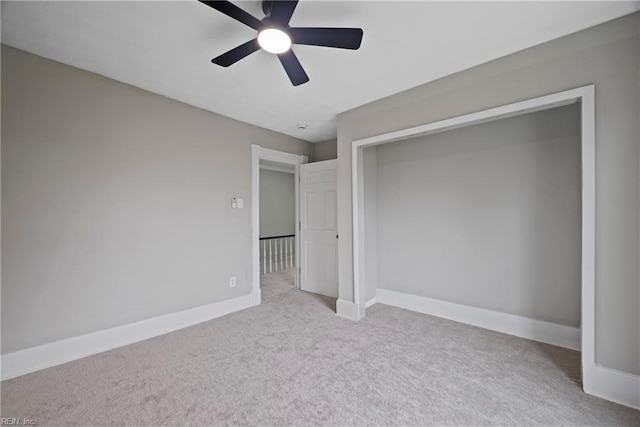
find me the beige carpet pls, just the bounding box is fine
[2,270,638,426]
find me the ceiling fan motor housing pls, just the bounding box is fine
[201,0,364,86]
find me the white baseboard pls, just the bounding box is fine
[365,298,377,308]
[376,288,640,409]
[1,293,257,381]
[336,299,364,321]
[584,363,640,410]
[251,286,262,305]
[376,288,580,350]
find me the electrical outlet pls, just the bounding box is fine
[229,276,236,288]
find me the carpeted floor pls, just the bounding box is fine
[1,269,638,426]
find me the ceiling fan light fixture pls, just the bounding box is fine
[201,0,364,86]
[257,28,291,54]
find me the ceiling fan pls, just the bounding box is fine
[199,0,364,86]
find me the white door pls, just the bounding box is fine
[299,160,338,298]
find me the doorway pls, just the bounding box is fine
[351,85,596,395]
[252,146,340,305]
[251,145,307,305]
[259,161,297,293]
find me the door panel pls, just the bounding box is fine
[300,159,338,298]
[306,191,322,230]
[324,244,338,283]
[306,170,322,184]
[324,190,337,230]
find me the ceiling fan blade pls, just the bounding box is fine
[270,1,298,26]
[212,39,260,67]
[277,50,309,86]
[290,27,363,50]
[199,0,262,30]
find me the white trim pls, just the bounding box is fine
[0,293,256,381]
[251,145,308,297]
[352,92,581,149]
[252,287,262,308]
[349,85,621,403]
[578,87,597,386]
[294,165,301,289]
[255,146,308,165]
[584,365,640,410]
[365,298,377,308]
[336,298,364,321]
[252,145,261,303]
[576,90,640,410]
[376,288,580,350]
[352,144,364,316]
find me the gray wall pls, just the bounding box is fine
[259,169,295,238]
[1,45,312,354]
[375,105,581,327]
[337,13,639,374]
[312,139,338,162]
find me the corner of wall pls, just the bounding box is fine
[311,139,338,162]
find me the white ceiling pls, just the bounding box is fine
[2,1,639,143]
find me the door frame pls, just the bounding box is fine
[351,86,597,393]
[251,145,308,305]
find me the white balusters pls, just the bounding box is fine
[260,235,295,275]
